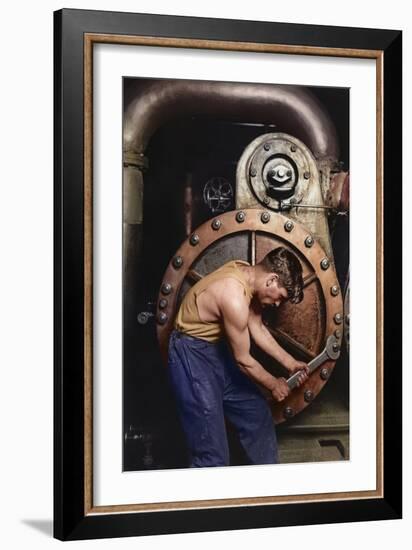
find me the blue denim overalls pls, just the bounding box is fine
[167,329,279,467]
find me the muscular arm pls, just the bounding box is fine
[247,300,294,370]
[247,299,310,381]
[219,281,289,401]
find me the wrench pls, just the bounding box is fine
[287,335,341,390]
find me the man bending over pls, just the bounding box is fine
[167,246,309,467]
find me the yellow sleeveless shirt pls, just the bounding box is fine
[174,260,253,342]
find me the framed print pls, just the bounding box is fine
[54,8,402,541]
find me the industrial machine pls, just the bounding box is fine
[123,78,350,470]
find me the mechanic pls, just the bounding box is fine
[167,246,309,467]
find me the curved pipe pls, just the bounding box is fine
[124,79,339,160]
[122,79,340,363]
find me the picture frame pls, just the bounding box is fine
[54,8,402,541]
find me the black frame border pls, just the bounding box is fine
[54,8,402,541]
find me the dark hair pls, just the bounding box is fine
[258,246,304,304]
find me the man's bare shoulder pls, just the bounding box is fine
[217,278,249,317]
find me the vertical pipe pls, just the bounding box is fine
[123,154,146,359]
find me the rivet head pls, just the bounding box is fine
[250,167,257,177]
[284,220,294,232]
[305,235,314,248]
[334,329,342,339]
[290,144,297,152]
[190,233,200,246]
[261,211,270,224]
[320,367,330,380]
[286,169,292,177]
[263,196,270,206]
[211,219,221,230]
[331,285,339,296]
[304,171,311,180]
[321,258,330,270]
[334,313,343,324]
[283,406,294,419]
[157,312,168,325]
[332,342,341,353]
[158,298,168,309]
[304,390,314,402]
[173,256,183,269]
[236,211,246,223]
[137,312,149,325]
[161,283,172,295]
[263,142,271,151]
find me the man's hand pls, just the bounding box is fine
[270,377,290,402]
[284,359,310,387]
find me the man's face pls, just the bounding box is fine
[258,273,289,308]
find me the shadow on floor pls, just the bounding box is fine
[21,519,53,537]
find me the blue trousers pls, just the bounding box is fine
[167,329,279,467]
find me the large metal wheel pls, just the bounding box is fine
[156,208,343,424]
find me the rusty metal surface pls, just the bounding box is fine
[236,132,334,259]
[237,133,316,210]
[156,208,343,424]
[328,171,350,211]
